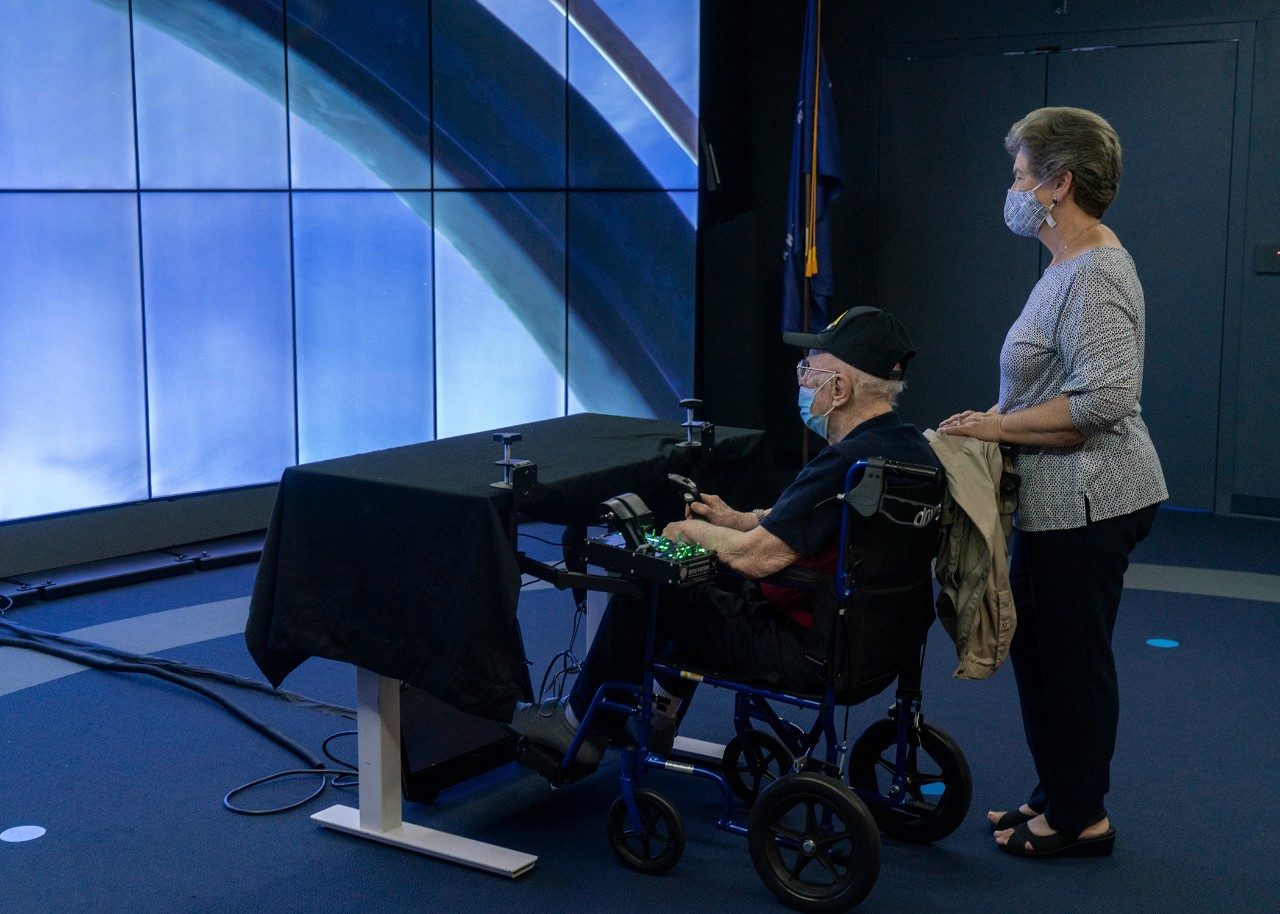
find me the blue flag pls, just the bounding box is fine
[781,0,843,334]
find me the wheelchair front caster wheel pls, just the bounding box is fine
[606,789,685,874]
[848,718,972,844]
[723,730,793,804]
[747,771,880,912]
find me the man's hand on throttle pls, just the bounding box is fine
[687,492,752,530]
[662,519,696,542]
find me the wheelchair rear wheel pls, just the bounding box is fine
[848,718,972,844]
[606,789,685,874]
[747,771,880,912]
[723,731,794,804]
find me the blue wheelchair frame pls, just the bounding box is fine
[544,457,938,839]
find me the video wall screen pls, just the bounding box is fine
[0,0,699,523]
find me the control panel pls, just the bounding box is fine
[584,529,716,587]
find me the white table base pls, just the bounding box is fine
[311,668,537,878]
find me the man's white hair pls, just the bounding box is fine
[847,364,905,408]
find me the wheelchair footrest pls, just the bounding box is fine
[515,739,595,787]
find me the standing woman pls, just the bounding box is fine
[939,107,1167,858]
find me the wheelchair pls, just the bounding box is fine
[517,457,972,913]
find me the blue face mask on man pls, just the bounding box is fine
[797,375,836,439]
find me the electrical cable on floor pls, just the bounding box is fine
[0,616,355,718]
[321,729,357,768]
[321,730,359,787]
[0,614,358,815]
[517,531,563,548]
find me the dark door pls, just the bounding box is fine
[876,41,1238,510]
[1048,41,1238,510]
[876,53,1046,433]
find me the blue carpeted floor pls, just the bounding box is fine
[1,509,1278,914]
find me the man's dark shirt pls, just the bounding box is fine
[759,411,939,626]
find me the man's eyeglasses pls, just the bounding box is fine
[796,359,838,386]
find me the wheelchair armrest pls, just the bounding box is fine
[756,566,829,591]
[716,564,829,592]
[517,552,647,599]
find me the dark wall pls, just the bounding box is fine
[698,0,876,456]
[699,0,1280,515]
[1233,13,1280,516]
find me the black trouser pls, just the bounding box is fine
[1008,503,1158,834]
[568,579,825,732]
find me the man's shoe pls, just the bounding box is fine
[624,715,678,757]
[510,699,604,774]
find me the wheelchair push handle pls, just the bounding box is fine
[843,458,943,495]
[841,457,944,523]
[872,458,943,482]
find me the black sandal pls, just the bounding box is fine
[999,822,1116,858]
[988,808,1040,832]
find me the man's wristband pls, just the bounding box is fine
[751,508,767,527]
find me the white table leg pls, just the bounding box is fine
[357,667,402,832]
[311,667,537,878]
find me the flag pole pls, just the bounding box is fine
[800,0,824,465]
[805,0,822,281]
[802,269,811,463]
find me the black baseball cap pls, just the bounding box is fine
[782,306,916,380]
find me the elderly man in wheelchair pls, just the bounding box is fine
[511,306,971,912]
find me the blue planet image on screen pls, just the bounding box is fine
[0,0,699,520]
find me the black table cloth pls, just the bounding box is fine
[245,413,777,722]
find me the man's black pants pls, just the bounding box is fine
[1008,503,1158,834]
[567,580,825,732]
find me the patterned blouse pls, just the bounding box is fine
[999,247,1167,532]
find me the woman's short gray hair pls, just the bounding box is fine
[1005,107,1122,218]
[848,365,905,409]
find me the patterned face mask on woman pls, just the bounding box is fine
[797,376,836,439]
[1003,178,1057,237]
